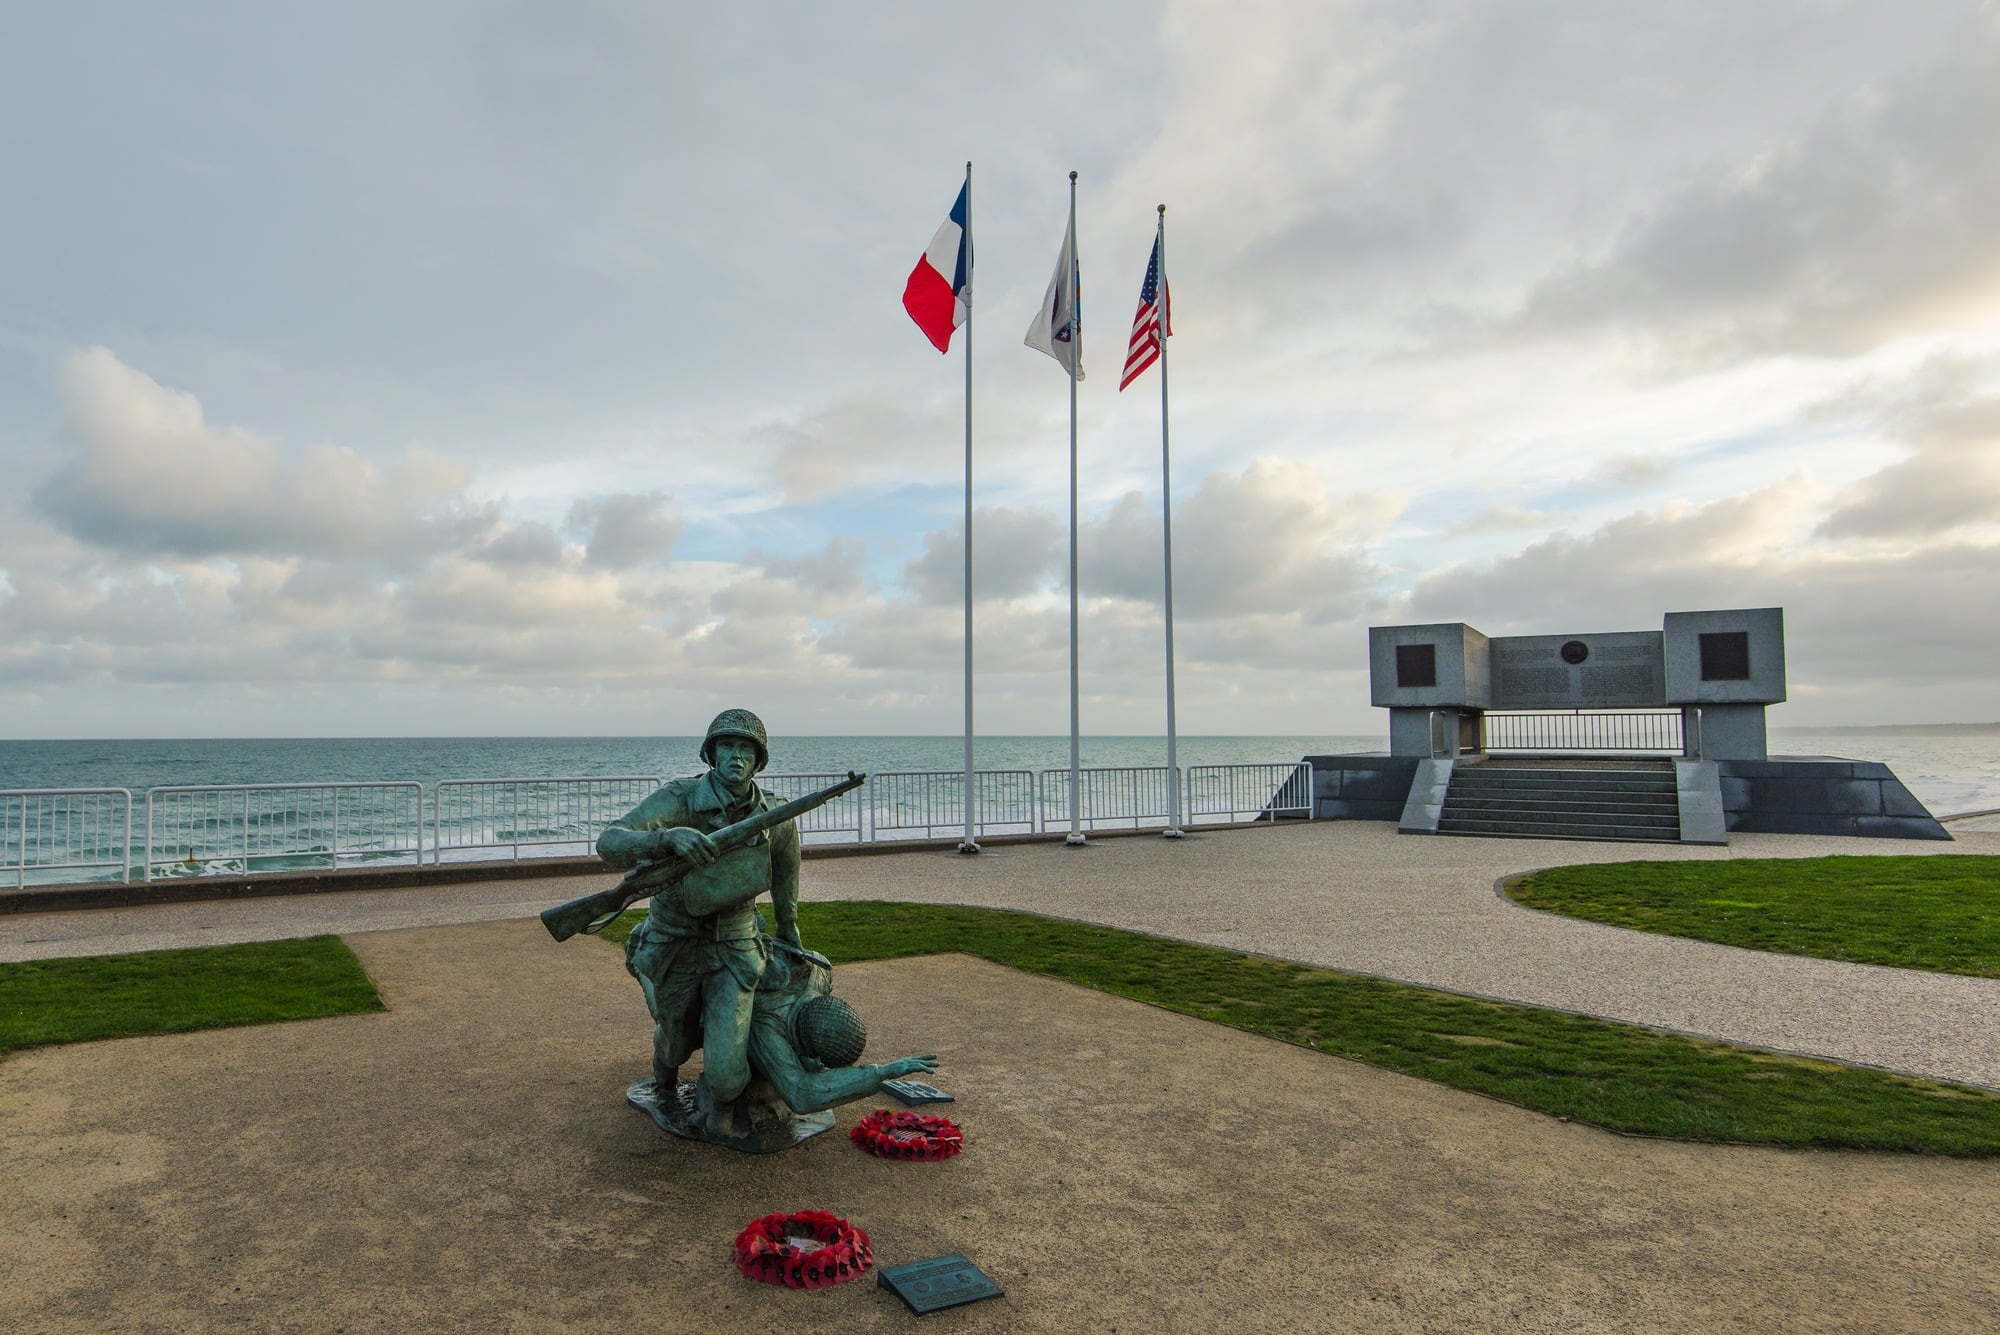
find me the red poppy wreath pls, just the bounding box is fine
[850,1108,964,1161]
[731,1210,873,1290]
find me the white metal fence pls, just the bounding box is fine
[757,772,869,844]
[1038,766,1179,832]
[432,776,662,864]
[3,788,133,887]
[1185,762,1314,824]
[862,769,1040,841]
[4,763,1315,887]
[144,783,425,880]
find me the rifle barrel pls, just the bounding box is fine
[538,770,867,942]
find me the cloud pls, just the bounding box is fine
[750,391,959,504]
[1084,458,1398,622]
[902,507,1063,606]
[1410,478,1823,630]
[35,347,487,562]
[1587,454,1674,489]
[1444,504,1548,538]
[1818,390,2000,540]
[1508,14,2000,364]
[1406,471,2000,695]
[751,537,870,599]
[568,490,681,568]
[480,522,567,567]
[9,9,2000,736]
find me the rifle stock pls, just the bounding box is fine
[539,770,867,942]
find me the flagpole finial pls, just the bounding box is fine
[1158,204,1166,216]
[1070,170,1078,182]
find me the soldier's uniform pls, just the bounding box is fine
[603,715,800,1109]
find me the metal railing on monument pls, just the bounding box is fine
[1,762,1319,887]
[1479,710,1685,754]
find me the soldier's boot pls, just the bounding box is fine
[652,1027,685,1106]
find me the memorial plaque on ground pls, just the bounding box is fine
[877,1255,1004,1314]
[882,1078,955,1106]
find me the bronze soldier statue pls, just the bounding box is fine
[597,708,798,1138]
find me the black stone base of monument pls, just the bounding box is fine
[881,1078,955,1107]
[1306,754,1420,822]
[1718,758,1951,840]
[877,1255,1003,1314]
[626,1077,835,1155]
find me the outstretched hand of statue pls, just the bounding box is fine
[880,1056,939,1079]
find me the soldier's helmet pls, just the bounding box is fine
[700,708,769,773]
[793,995,868,1069]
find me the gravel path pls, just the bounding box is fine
[801,823,2000,1091]
[6,821,1997,1089]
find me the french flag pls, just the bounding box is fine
[903,182,971,353]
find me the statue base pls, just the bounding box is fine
[626,1077,835,1155]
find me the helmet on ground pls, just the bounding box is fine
[792,995,867,1069]
[700,708,769,772]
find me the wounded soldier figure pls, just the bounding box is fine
[746,939,938,1116]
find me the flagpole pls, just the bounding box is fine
[1066,170,1086,847]
[1156,204,1184,839]
[958,162,980,854]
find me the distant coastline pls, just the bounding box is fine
[1772,722,2000,735]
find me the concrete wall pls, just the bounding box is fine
[1368,624,1492,710]
[1663,607,1786,705]
[1487,630,1666,709]
[1692,702,1769,762]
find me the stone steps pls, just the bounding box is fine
[1437,762,1681,844]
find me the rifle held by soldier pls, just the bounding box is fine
[540,771,867,943]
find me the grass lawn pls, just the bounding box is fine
[603,900,2000,1156]
[1506,856,2000,978]
[0,936,384,1058]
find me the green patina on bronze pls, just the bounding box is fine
[546,708,935,1153]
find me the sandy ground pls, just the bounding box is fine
[2,917,1996,1333]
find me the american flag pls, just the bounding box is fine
[1118,234,1171,391]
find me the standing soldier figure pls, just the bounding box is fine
[597,709,801,1138]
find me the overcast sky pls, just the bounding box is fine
[3,1,1998,740]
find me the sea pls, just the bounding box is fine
[4,727,1997,816]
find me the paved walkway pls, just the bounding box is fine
[6,821,1997,1089]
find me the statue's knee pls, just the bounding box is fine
[706,1050,750,1102]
